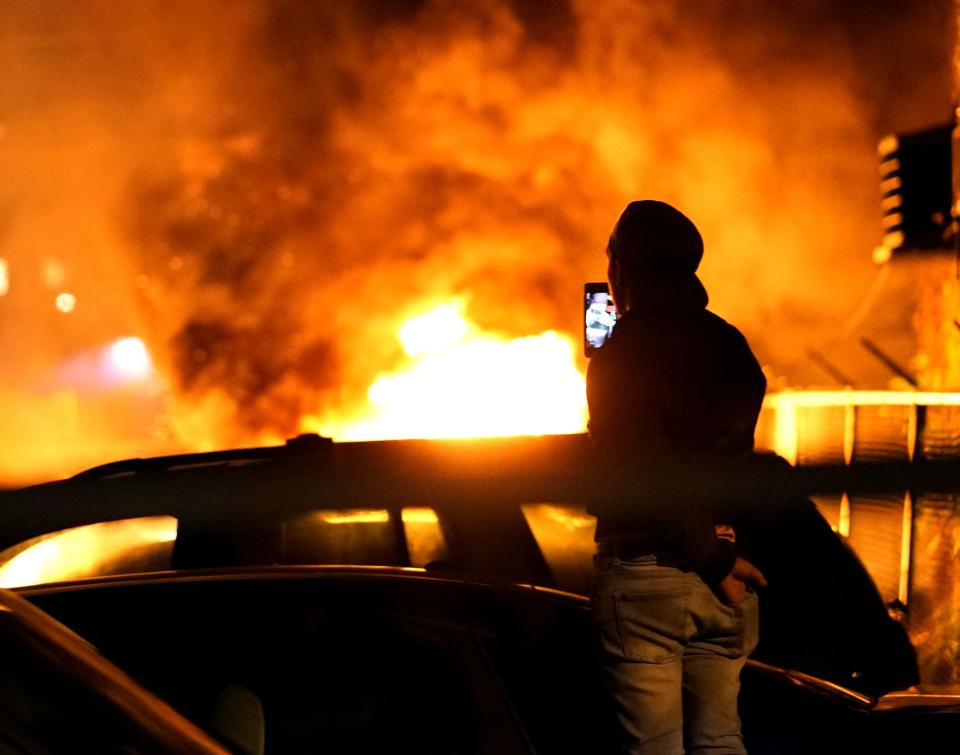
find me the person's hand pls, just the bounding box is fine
[718,557,768,604]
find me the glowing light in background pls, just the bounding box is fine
[43,259,66,288]
[105,337,153,382]
[399,303,470,357]
[45,337,156,394]
[315,301,588,440]
[401,507,448,567]
[872,245,893,264]
[319,510,390,524]
[0,517,178,588]
[4,1,945,486]
[521,503,597,595]
[55,292,76,313]
[0,258,8,296]
[759,390,960,465]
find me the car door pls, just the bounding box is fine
[0,588,228,754]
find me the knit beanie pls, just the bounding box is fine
[608,200,704,280]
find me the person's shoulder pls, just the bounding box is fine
[600,311,661,361]
[702,310,765,384]
[701,308,736,331]
[702,309,752,347]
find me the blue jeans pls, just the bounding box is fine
[592,556,760,755]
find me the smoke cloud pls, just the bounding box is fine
[0,0,952,481]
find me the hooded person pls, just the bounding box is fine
[588,200,768,755]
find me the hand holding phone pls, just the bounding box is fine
[584,282,618,357]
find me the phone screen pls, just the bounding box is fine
[584,282,617,357]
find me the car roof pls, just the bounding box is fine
[0,433,594,550]
[0,434,960,550]
[4,431,960,552]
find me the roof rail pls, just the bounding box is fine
[71,434,334,481]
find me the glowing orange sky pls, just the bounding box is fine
[0,0,953,484]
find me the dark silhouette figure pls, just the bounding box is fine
[588,200,767,754]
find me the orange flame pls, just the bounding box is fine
[2,1,950,486]
[307,300,588,440]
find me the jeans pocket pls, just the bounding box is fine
[736,591,760,656]
[598,589,688,663]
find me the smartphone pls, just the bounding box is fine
[584,282,618,358]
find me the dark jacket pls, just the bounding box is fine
[586,292,766,582]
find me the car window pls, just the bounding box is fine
[401,507,449,567]
[520,504,595,595]
[0,588,226,754]
[0,516,177,589]
[480,629,616,754]
[281,508,400,565]
[280,507,449,567]
[31,577,526,754]
[260,619,491,754]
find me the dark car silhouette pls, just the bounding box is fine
[1,433,959,753]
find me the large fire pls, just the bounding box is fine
[0,1,951,486]
[311,300,587,440]
[0,298,588,485]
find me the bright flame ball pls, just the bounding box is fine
[342,304,587,439]
[55,292,76,313]
[398,303,469,357]
[106,337,153,381]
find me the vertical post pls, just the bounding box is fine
[838,493,852,539]
[775,395,798,467]
[899,404,924,613]
[391,508,411,567]
[843,401,856,466]
[838,399,855,538]
[899,491,914,609]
